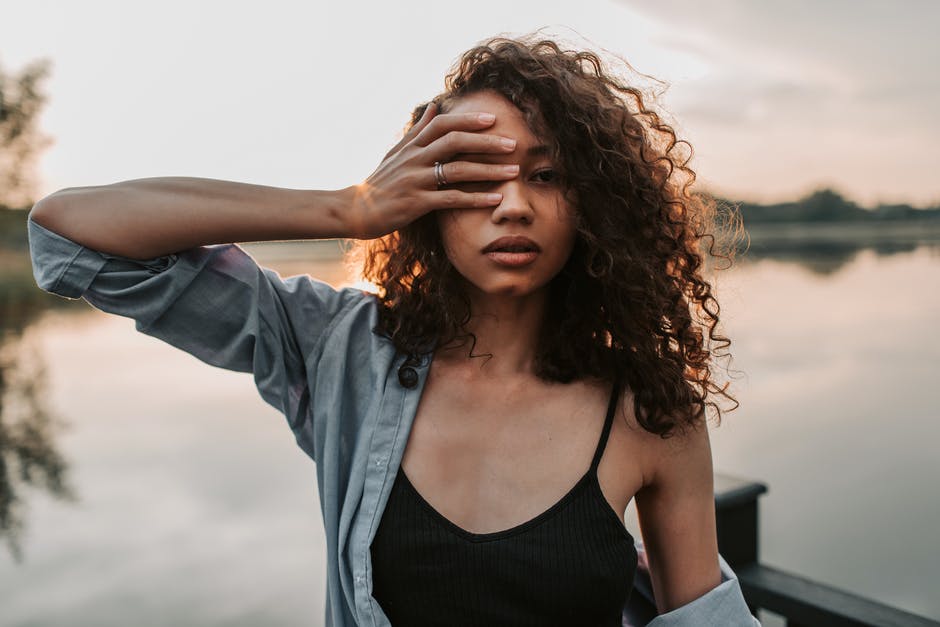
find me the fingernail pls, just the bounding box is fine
[504,164,519,173]
[486,193,502,203]
[501,138,516,149]
[478,113,495,123]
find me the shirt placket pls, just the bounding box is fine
[353,356,429,626]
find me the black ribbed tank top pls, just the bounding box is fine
[369,381,637,627]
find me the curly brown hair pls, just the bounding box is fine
[356,35,741,438]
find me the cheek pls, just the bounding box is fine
[436,213,460,257]
[437,211,478,257]
[437,212,465,264]
[557,214,579,250]
[554,226,579,268]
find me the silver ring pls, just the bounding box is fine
[433,161,448,188]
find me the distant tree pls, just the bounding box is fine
[0,57,53,209]
[729,187,940,224]
[799,189,865,221]
[0,57,71,560]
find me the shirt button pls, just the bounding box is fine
[398,366,418,388]
[355,575,363,584]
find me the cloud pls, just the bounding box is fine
[620,0,940,117]
[620,0,940,77]
[614,0,940,205]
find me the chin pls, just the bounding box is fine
[455,268,554,301]
[478,279,547,298]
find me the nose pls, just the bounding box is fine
[490,179,535,225]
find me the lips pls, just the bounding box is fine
[482,235,541,254]
[482,236,541,268]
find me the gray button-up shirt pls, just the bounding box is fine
[28,216,759,626]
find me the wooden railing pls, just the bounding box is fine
[713,474,940,627]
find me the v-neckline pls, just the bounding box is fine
[397,464,598,543]
[392,378,621,543]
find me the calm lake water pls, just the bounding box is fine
[1,226,938,625]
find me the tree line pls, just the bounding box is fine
[724,188,940,224]
[1,56,937,245]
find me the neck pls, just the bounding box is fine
[435,285,549,378]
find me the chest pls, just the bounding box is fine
[398,372,646,536]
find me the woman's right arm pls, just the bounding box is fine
[28,178,355,260]
[27,105,519,259]
[26,106,520,448]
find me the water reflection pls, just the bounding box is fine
[737,220,940,275]
[1,231,938,621]
[0,250,78,560]
[1,221,938,560]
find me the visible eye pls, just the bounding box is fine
[531,168,559,184]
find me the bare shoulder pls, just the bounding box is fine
[609,387,712,491]
[652,416,713,487]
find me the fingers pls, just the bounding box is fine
[434,160,519,187]
[412,111,504,149]
[385,102,437,159]
[406,102,437,143]
[419,189,504,211]
[424,131,516,164]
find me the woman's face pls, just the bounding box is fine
[437,90,577,302]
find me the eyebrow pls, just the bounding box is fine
[527,144,551,157]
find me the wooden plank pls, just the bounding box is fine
[738,564,940,627]
[714,474,768,509]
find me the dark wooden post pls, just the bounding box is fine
[713,475,940,626]
[714,473,768,569]
[714,473,768,617]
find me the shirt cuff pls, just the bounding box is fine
[635,543,761,626]
[28,216,177,299]
[645,578,758,626]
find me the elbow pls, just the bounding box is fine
[28,190,69,229]
[29,186,86,234]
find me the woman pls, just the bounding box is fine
[28,36,757,626]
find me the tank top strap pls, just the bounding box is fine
[590,379,621,472]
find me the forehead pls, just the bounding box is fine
[446,90,544,144]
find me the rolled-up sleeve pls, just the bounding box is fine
[27,215,363,443]
[642,553,760,626]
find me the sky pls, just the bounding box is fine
[1,0,937,208]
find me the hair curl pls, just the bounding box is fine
[356,35,741,437]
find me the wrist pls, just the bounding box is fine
[301,187,357,240]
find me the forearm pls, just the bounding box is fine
[28,176,355,259]
[28,109,521,259]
